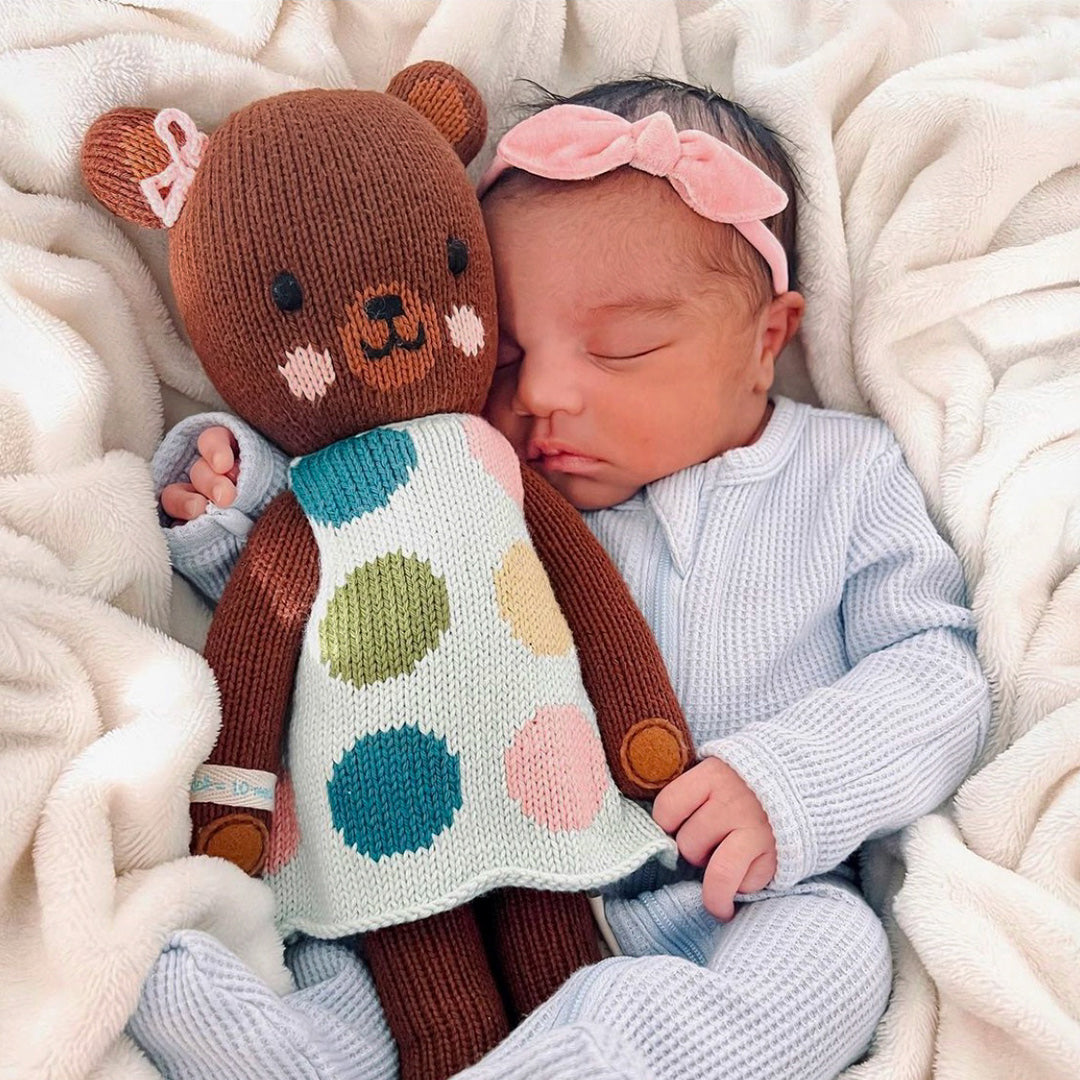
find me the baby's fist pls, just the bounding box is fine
[161,426,240,522]
[652,756,777,921]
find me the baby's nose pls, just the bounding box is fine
[513,354,582,419]
[364,294,405,322]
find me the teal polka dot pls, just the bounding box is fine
[291,428,416,526]
[328,725,461,860]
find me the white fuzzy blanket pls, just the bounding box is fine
[2,2,1078,1078]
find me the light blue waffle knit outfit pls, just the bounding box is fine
[136,396,991,1080]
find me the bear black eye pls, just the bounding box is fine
[447,237,468,277]
[271,271,303,313]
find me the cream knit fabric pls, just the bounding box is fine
[269,413,674,937]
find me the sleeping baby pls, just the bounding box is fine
[141,74,991,1080]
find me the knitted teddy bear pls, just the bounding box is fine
[81,63,692,1080]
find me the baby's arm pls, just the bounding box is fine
[702,439,991,892]
[153,412,290,603]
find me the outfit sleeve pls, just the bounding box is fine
[700,440,992,890]
[152,411,290,604]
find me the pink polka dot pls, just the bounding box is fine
[266,771,300,874]
[504,706,609,832]
[463,415,523,508]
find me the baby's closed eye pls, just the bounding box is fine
[588,340,672,361]
[585,308,679,362]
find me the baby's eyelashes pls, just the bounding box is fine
[588,341,671,363]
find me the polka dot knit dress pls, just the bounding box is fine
[266,413,675,937]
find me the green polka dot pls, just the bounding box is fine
[320,553,450,687]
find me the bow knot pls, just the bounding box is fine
[627,112,682,176]
[140,108,207,228]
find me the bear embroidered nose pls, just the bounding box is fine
[364,294,404,322]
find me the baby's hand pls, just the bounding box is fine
[160,426,240,522]
[652,757,777,921]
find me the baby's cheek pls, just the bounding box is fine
[483,368,528,459]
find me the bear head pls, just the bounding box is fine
[81,62,496,457]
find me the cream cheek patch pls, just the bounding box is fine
[278,345,336,402]
[444,304,485,357]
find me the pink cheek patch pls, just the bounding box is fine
[463,415,523,507]
[504,705,610,832]
[265,771,300,874]
[278,345,336,402]
[444,304,485,357]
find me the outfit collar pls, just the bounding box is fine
[620,397,806,576]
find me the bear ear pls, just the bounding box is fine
[81,106,206,228]
[386,61,487,167]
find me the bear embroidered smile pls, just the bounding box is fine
[358,292,428,359]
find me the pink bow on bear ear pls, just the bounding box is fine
[478,104,790,295]
[140,108,208,228]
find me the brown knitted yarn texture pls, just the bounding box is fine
[478,889,601,1022]
[194,490,320,872]
[168,86,498,457]
[386,63,487,165]
[365,905,511,1080]
[80,107,172,229]
[365,891,601,1079]
[521,467,692,797]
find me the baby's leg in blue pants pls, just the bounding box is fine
[129,875,889,1080]
[458,873,891,1080]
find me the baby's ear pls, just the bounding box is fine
[387,61,486,166]
[81,107,206,228]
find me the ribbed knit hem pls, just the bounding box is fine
[276,835,677,939]
[699,732,816,891]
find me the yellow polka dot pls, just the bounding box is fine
[494,542,572,656]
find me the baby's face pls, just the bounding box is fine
[482,171,783,510]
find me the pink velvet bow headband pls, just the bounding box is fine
[478,104,790,295]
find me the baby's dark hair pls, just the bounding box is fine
[491,75,800,305]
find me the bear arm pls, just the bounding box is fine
[520,466,692,799]
[193,489,319,874]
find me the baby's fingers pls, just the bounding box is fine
[651,762,713,834]
[740,850,777,894]
[197,426,239,479]
[190,459,237,507]
[161,482,209,522]
[673,803,728,868]
[702,830,765,922]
